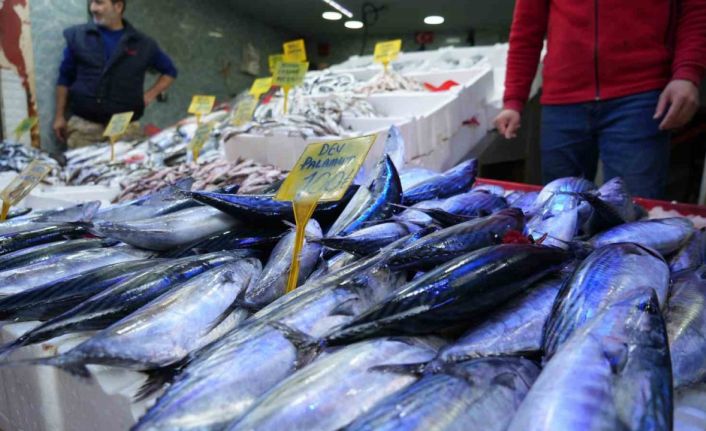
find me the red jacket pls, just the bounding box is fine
[504,0,706,111]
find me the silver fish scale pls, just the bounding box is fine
[590,218,695,256]
[510,291,671,431]
[675,384,706,431]
[245,220,322,308]
[227,338,440,431]
[347,357,539,431]
[543,242,670,359]
[438,275,564,363]
[134,267,405,431]
[666,267,706,388]
[57,260,261,370]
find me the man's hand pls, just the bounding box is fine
[53,117,68,142]
[144,92,157,106]
[494,109,522,139]
[654,79,700,130]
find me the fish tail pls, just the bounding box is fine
[134,358,189,402]
[269,321,324,369]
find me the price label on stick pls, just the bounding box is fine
[269,54,284,75]
[189,122,214,163]
[231,97,258,127]
[14,117,38,142]
[273,62,309,88]
[283,39,307,63]
[273,62,309,115]
[276,134,376,294]
[188,95,216,117]
[103,111,134,162]
[250,77,273,97]
[103,112,134,138]
[0,160,52,221]
[374,39,402,69]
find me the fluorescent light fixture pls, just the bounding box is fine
[344,20,364,29]
[322,11,343,20]
[323,0,353,18]
[424,15,445,25]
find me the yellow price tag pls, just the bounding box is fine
[189,122,214,163]
[250,77,273,97]
[0,160,52,220]
[269,54,284,75]
[231,97,258,127]
[14,117,38,141]
[273,62,309,88]
[283,39,307,63]
[274,62,309,115]
[276,134,376,203]
[276,134,375,294]
[188,95,216,116]
[374,39,402,66]
[103,112,134,137]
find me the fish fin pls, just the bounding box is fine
[268,322,323,369]
[329,297,361,317]
[567,240,595,259]
[146,179,195,203]
[601,337,629,375]
[173,178,195,192]
[134,357,190,402]
[490,371,520,390]
[390,203,414,211]
[368,362,428,376]
[281,220,297,230]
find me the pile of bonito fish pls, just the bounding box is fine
[0,127,702,431]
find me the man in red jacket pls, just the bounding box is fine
[494,0,706,198]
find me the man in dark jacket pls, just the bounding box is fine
[494,0,706,198]
[53,0,177,148]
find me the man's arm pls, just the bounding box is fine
[54,46,76,142]
[53,86,69,142]
[655,0,706,130]
[495,0,549,139]
[503,0,550,112]
[144,48,178,106]
[144,75,175,106]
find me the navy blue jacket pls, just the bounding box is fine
[63,20,161,124]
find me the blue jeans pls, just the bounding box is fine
[541,90,670,199]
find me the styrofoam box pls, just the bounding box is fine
[0,324,142,431]
[224,128,390,175]
[404,65,490,90]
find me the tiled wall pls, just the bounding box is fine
[29,0,87,153]
[125,0,294,131]
[29,0,293,153]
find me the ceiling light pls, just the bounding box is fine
[344,20,364,29]
[424,15,445,25]
[322,11,343,20]
[322,0,353,18]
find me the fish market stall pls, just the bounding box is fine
[223,46,495,172]
[0,126,704,431]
